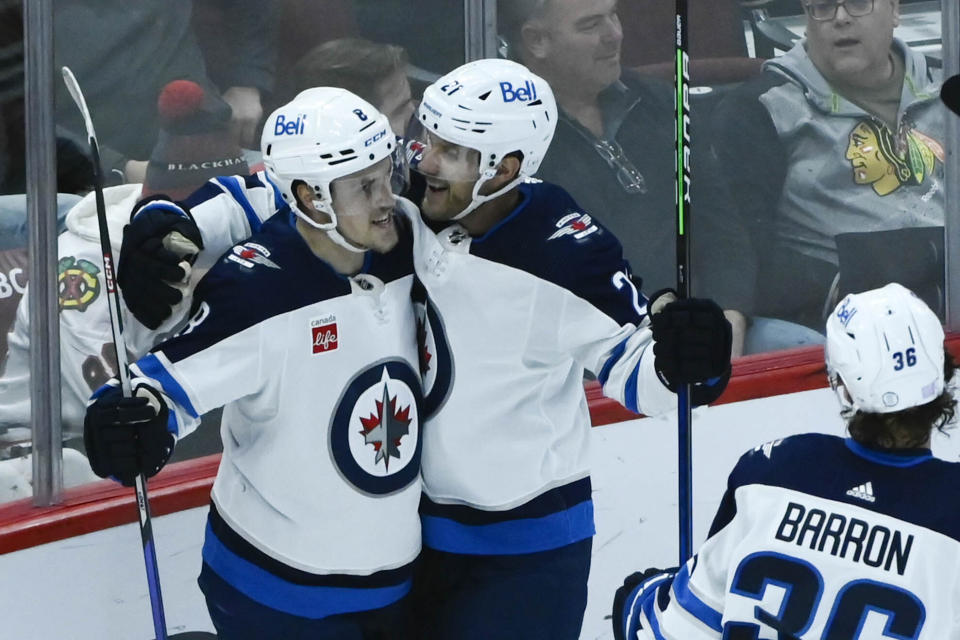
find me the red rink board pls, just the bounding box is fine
[2,336,958,555]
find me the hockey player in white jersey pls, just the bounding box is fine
[612,282,960,640]
[83,89,424,639]
[114,59,733,639]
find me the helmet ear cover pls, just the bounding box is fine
[825,283,945,414]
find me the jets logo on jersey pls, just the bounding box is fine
[311,314,339,354]
[228,242,280,269]
[548,211,598,241]
[58,256,101,312]
[414,291,453,419]
[330,360,422,494]
[358,377,412,472]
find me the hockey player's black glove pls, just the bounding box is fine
[118,196,203,329]
[612,566,678,640]
[649,289,732,406]
[84,383,175,487]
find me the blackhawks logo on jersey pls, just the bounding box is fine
[845,119,945,197]
[330,360,423,495]
[57,256,101,312]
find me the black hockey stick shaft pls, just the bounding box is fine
[61,66,169,640]
[674,0,694,565]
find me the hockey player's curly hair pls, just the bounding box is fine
[845,349,958,449]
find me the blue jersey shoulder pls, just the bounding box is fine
[726,433,960,541]
[472,181,626,277]
[161,213,413,363]
[470,180,641,324]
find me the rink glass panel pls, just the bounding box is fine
[0,0,33,503]
[7,3,958,497]
[1,2,471,501]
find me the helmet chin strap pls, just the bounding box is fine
[292,201,367,254]
[829,373,857,411]
[450,170,523,221]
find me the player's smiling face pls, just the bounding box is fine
[330,157,399,253]
[415,133,482,221]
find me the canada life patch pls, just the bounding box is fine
[311,314,339,354]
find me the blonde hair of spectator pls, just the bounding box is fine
[292,38,409,106]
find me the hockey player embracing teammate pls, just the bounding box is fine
[83,89,423,637]
[613,283,960,639]
[102,59,733,639]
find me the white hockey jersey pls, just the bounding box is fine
[149,174,677,557]
[0,184,197,434]
[411,181,675,555]
[619,434,960,639]
[122,206,423,618]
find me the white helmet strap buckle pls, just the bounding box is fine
[292,201,367,254]
[451,170,523,221]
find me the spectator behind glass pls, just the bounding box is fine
[351,0,463,75]
[499,0,760,356]
[0,80,249,446]
[288,37,416,137]
[711,0,945,331]
[53,0,277,184]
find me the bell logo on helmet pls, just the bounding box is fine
[500,80,538,103]
[835,296,858,328]
[274,113,307,136]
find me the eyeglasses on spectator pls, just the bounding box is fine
[803,0,875,21]
[593,139,647,195]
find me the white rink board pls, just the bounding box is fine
[3,386,959,639]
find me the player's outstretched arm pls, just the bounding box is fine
[118,175,281,329]
[118,196,204,329]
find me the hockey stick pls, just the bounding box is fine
[61,66,169,640]
[674,0,694,565]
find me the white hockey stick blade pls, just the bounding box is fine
[61,66,97,141]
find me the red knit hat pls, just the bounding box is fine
[141,80,249,200]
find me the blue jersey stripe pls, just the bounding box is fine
[421,499,595,555]
[257,171,288,213]
[598,335,630,386]
[216,176,264,234]
[202,522,411,619]
[673,563,723,631]
[641,586,669,640]
[844,439,933,467]
[132,201,190,221]
[625,356,643,414]
[135,353,199,419]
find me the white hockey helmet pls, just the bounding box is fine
[825,283,945,414]
[407,58,558,219]
[261,87,398,252]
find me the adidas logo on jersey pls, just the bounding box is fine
[845,481,876,503]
